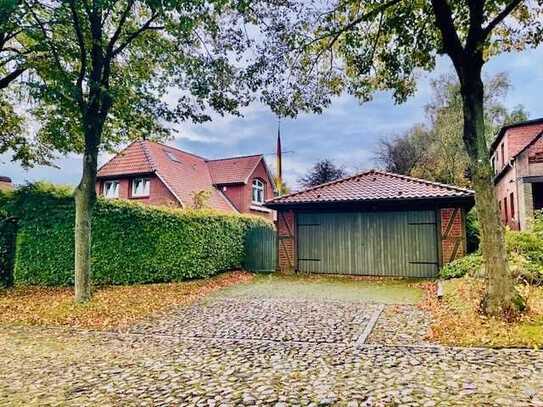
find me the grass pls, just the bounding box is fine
[216,273,424,304]
[424,277,543,348]
[0,271,252,330]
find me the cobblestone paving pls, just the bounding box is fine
[366,305,432,345]
[1,326,542,406]
[130,298,378,344]
[2,292,543,406]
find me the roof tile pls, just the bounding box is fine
[266,170,474,206]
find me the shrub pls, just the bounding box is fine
[465,209,480,253]
[0,190,17,287]
[440,213,543,285]
[7,183,272,286]
[440,252,482,280]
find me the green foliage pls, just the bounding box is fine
[375,73,528,188]
[440,253,483,280]
[466,209,480,253]
[6,183,272,286]
[299,159,347,188]
[0,190,17,287]
[441,213,543,285]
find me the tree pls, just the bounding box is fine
[299,159,347,188]
[25,0,254,302]
[0,0,52,167]
[374,126,430,176]
[253,0,542,316]
[375,73,528,187]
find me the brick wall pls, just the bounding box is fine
[440,207,466,264]
[277,209,296,272]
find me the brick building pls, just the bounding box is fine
[96,140,276,219]
[490,118,543,230]
[266,170,474,277]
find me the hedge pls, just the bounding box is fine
[0,190,16,287]
[4,183,273,286]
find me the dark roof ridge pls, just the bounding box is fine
[139,140,158,172]
[267,169,473,204]
[143,140,209,161]
[205,153,263,162]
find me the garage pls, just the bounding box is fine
[266,170,475,277]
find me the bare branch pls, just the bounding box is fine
[105,0,135,58]
[430,0,465,67]
[111,12,162,57]
[481,0,523,40]
[0,67,25,89]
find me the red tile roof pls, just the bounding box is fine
[207,154,263,185]
[97,140,271,213]
[266,170,474,206]
[98,141,243,212]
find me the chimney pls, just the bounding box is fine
[0,176,13,191]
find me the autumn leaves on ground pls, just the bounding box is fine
[424,278,543,349]
[0,271,252,330]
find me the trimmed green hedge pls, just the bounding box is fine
[4,183,272,286]
[0,190,17,287]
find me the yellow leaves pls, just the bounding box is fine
[0,271,252,330]
[421,278,543,348]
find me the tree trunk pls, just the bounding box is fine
[460,67,524,317]
[74,131,99,303]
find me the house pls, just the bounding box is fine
[490,118,543,230]
[96,140,276,219]
[0,176,13,191]
[265,170,474,277]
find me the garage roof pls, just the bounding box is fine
[266,170,474,207]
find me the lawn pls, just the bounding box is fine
[216,273,424,304]
[424,277,543,348]
[0,271,252,330]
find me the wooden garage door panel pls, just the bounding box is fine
[297,211,438,277]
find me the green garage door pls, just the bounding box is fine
[297,210,439,277]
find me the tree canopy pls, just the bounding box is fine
[299,159,347,188]
[375,73,528,187]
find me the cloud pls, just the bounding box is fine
[2,49,542,190]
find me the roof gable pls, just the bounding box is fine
[97,141,238,212]
[97,141,155,177]
[490,117,543,154]
[266,170,474,206]
[206,155,264,185]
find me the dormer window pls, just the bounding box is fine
[132,178,150,197]
[104,181,119,199]
[252,179,265,204]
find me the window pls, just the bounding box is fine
[501,143,505,167]
[165,150,181,163]
[252,179,265,204]
[504,197,508,223]
[510,192,515,219]
[492,156,496,174]
[104,181,119,199]
[132,178,150,197]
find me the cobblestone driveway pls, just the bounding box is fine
[1,278,543,406]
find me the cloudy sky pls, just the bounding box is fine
[1,47,542,189]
